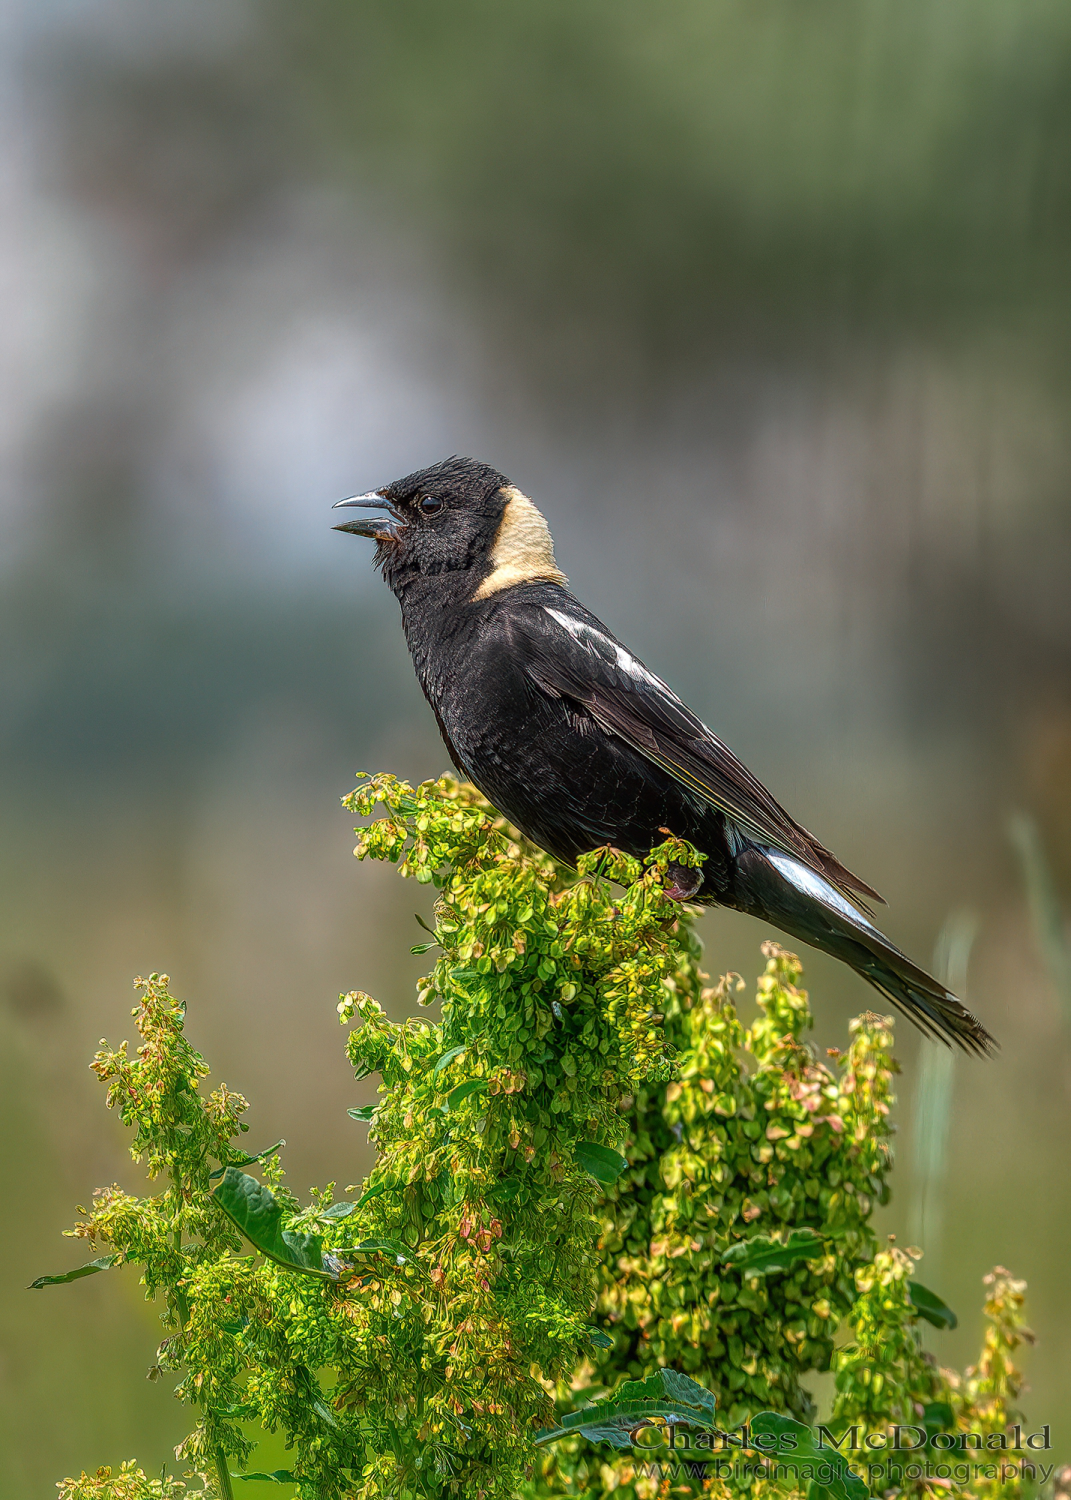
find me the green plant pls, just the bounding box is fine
[42,774,1044,1500]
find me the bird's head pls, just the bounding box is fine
[332,456,566,602]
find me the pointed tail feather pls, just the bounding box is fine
[733,848,997,1056]
[848,946,995,1056]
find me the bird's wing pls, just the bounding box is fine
[513,601,882,905]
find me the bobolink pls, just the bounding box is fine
[334,456,994,1054]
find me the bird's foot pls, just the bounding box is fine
[663,861,702,902]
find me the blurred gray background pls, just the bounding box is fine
[2,0,1071,1490]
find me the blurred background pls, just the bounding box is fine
[2,0,1070,1489]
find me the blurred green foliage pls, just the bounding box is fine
[44,776,1041,1499]
[271,0,1071,366]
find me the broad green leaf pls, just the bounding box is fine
[445,1079,488,1111]
[347,1105,376,1122]
[909,1281,958,1330]
[321,1202,356,1220]
[209,1140,286,1182]
[29,1253,120,1289]
[433,1045,467,1073]
[721,1228,824,1276]
[233,1471,296,1483]
[575,1141,628,1183]
[640,1369,716,1421]
[536,1368,715,1449]
[587,1327,614,1349]
[410,942,436,955]
[749,1412,868,1500]
[212,1168,330,1280]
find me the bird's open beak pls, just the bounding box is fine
[331,491,398,538]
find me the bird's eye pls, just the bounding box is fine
[418,494,443,516]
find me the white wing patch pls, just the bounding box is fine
[766,851,877,931]
[544,607,667,691]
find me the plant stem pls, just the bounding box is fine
[386,1415,407,1474]
[213,1446,236,1500]
[171,1172,233,1500]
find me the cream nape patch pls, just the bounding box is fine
[472,487,568,598]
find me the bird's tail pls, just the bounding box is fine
[732,847,997,1055]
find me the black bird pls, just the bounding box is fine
[334,456,994,1055]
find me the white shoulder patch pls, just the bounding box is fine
[766,851,877,931]
[473,487,567,599]
[544,607,665,690]
[545,606,596,645]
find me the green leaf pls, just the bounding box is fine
[921,1400,956,1443]
[214,1401,257,1420]
[410,943,436,955]
[429,1167,457,1205]
[212,1168,330,1280]
[575,1141,628,1183]
[354,1179,393,1208]
[321,1202,356,1220]
[749,1412,868,1500]
[334,1237,411,1261]
[209,1140,286,1182]
[721,1227,824,1276]
[535,1368,715,1449]
[295,1365,340,1430]
[587,1327,614,1349]
[347,1105,376,1122]
[433,1045,467,1074]
[445,1079,488,1111]
[233,1471,296,1483]
[909,1281,958,1330]
[29,1253,120,1289]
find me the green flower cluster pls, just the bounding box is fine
[594,955,895,1419]
[527,945,903,1498]
[58,1463,192,1500]
[47,774,1039,1500]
